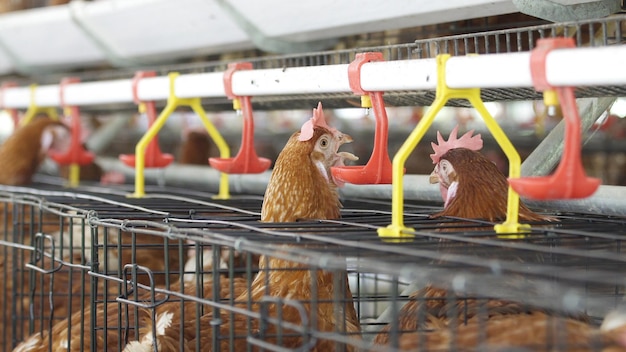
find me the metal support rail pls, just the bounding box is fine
[34,162,626,217]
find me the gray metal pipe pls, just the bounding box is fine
[85,114,131,154]
[96,157,626,216]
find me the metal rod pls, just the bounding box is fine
[84,114,131,154]
[93,157,626,216]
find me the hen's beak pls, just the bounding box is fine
[330,133,358,187]
[429,170,439,184]
[334,133,358,166]
[338,133,353,146]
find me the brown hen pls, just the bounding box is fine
[11,224,184,352]
[0,116,72,349]
[372,285,589,346]
[428,126,550,222]
[15,276,248,352]
[0,116,70,186]
[372,127,574,350]
[124,102,361,351]
[398,311,626,352]
[178,130,214,166]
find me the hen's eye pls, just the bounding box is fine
[320,138,329,147]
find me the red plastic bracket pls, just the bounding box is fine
[48,77,95,166]
[331,52,398,184]
[119,71,174,168]
[209,62,271,174]
[0,82,19,127]
[508,38,600,199]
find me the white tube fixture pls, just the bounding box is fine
[232,64,351,95]
[34,85,60,107]
[546,46,626,87]
[2,87,31,108]
[135,76,170,102]
[445,52,534,89]
[360,59,438,91]
[1,45,625,109]
[64,79,133,106]
[175,73,225,98]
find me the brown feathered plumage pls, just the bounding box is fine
[0,116,70,186]
[372,285,590,346]
[373,130,569,349]
[11,226,184,352]
[398,311,626,351]
[15,276,248,352]
[178,130,214,166]
[124,104,360,352]
[430,148,549,222]
[0,116,71,349]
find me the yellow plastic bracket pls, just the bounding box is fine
[130,72,231,199]
[360,95,372,108]
[378,54,530,240]
[543,90,559,107]
[67,164,80,188]
[20,84,59,126]
[232,98,241,111]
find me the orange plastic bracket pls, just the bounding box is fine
[48,77,95,187]
[0,82,19,127]
[331,52,397,184]
[508,38,600,199]
[209,62,271,174]
[120,71,174,169]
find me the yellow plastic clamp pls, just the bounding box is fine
[20,84,59,126]
[378,54,530,240]
[130,72,231,199]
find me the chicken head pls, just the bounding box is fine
[310,131,357,188]
[427,125,552,222]
[262,102,357,223]
[301,102,358,188]
[429,126,482,208]
[40,123,72,158]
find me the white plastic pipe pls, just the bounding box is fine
[360,59,438,91]
[1,45,625,109]
[175,72,225,98]
[64,79,133,106]
[232,64,351,95]
[135,76,170,102]
[3,87,31,108]
[34,85,60,107]
[445,52,534,88]
[546,46,626,86]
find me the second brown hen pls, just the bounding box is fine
[373,127,575,350]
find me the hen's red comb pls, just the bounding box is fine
[430,125,483,164]
[298,102,339,141]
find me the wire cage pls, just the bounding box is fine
[0,14,625,352]
[0,181,625,351]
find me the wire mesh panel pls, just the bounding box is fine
[0,182,624,351]
[0,193,69,352]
